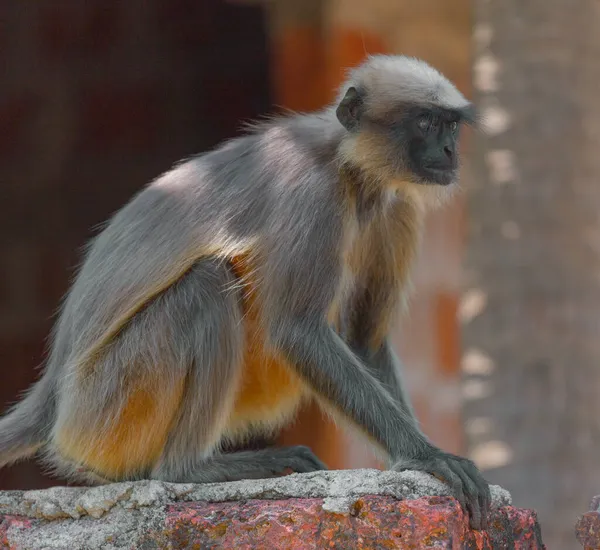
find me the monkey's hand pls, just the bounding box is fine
[392,451,491,530]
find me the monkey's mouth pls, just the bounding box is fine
[420,166,456,186]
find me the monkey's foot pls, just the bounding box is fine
[164,446,328,484]
[266,445,328,476]
[392,452,491,531]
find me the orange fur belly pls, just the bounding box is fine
[226,341,307,438]
[226,254,308,439]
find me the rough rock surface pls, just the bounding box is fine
[576,495,600,549]
[0,468,544,549]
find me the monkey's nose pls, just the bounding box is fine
[443,145,453,160]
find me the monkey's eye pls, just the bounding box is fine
[417,116,431,132]
[450,121,458,132]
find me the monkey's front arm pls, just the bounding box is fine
[262,229,490,530]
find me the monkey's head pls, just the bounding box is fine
[335,55,475,200]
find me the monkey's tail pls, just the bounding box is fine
[0,373,54,468]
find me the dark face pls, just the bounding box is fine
[336,87,472,186]
[399,106,462,186]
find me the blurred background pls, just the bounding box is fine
[1,1,599,547]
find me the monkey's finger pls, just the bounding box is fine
[450,459,484,530]
[480,476,492,517]
[478,494,489,530]
[475,476,491,530]
[458,457,491,530]
[456,457,491,519]
[476,477,491,530]
[429,459,467,513]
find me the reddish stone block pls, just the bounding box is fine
[157,496,545,549]
[0,498,546,549]
[576,496,600,549]
[38,2,120,59]
[0,474,545,548]
[78,85,165,153]
[1,515,34,549]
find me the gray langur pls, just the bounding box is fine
[0,55,490,529]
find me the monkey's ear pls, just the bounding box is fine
[336,87,364,131]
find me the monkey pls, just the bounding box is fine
[0,55,490,529]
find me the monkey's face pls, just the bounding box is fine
[398,106,462,186]
[336,86,474,189]
[344,107,468,189]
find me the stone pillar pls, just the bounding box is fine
[466,1,600,546]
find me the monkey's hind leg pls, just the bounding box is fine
[150,262,326,483]
[50,258,247,482]
[51,258,324,483]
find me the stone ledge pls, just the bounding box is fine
[0,469,545,549]
[576,495,600,549]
